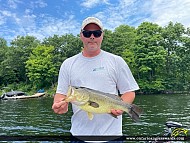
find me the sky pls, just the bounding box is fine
[1,0,190,44]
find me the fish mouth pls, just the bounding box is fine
[65,86,76,102]
[67,86,75,96]
[71,86,75,96]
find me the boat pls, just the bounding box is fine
[0,88,45,100]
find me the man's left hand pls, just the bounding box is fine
[111,109,124,116]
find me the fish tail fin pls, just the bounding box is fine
[127,104,143,122]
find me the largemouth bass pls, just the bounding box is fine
[64,86,143,122]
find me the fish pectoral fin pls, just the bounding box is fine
[109,113,118,119]
[88,101,99,108]
[87,112,94,120]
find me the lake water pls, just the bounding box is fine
[0,94,189,142]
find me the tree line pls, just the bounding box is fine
[0,21,190,94]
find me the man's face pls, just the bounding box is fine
[80,23,103,55]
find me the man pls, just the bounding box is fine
[52,17,139,140]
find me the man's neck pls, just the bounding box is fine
[82,49,101,57]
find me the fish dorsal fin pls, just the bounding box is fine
[82,87,122,101]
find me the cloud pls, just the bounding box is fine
[81,0,110,8]
[1,10,12,17]
[1,1,78,43]
[7,0,22,9]
[87,0,190,31]
[30,0,47,8]
[92,0,144,30]
[149,0,190,27]
[0,10,78,44]
[35,15,79,39]
[12,14,80,42]
[0,10,19,26]
[0,15,6,25]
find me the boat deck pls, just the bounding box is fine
[3,93,46,100]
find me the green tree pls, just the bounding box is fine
[101,29,114,53]
[180,35,190,90]
[0,38,7,48]
[0,47,27,85]
[26,45,57,89]
[135,22,167,93]
[8,36,40,83]
[0,38,8,86]
[161,22,187,91]
[102,26,137,73]
[113,25,136,56]
[42,34,82,71]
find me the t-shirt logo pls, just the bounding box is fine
[92,66,104,71]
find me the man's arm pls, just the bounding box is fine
[111,91,135,116]
[52,93,69,114]
[121,91,135,104]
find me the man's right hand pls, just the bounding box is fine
[52,93,69,114]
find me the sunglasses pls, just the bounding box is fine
[82,30,102,38]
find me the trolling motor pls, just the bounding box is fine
[164,121,183,136]
[165,121,182,128]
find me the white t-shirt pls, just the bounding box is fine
[56,50,139,135]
